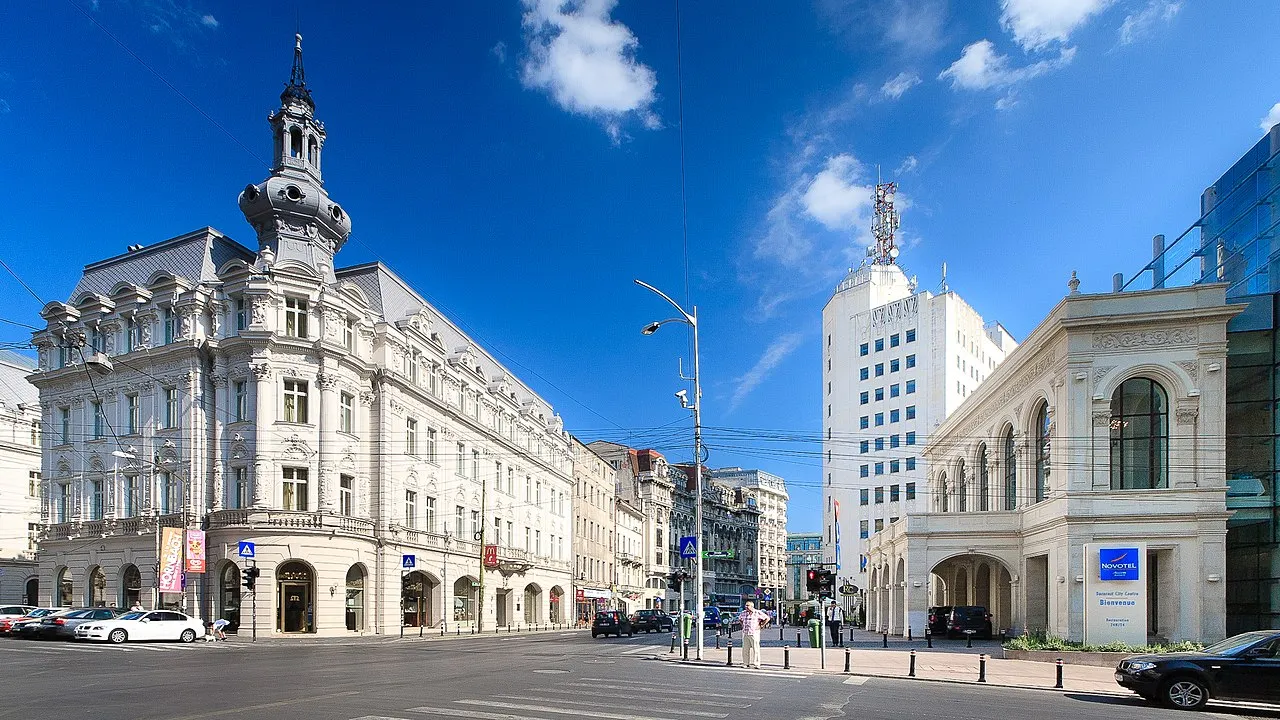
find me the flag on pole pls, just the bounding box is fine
[834,500,842,572]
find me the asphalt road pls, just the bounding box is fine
[0,631,1275,720]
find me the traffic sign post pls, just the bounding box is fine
[402,555,415,569]
[679,537,697,559]
[237,541,256,559]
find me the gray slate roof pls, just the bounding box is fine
[70,228,254,301]
[0,350,38,407]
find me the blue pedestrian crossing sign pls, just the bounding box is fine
[237,542,255,558]
[679,536,698,559]
[402,554,416,569]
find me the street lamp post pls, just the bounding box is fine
[634,279,705,660]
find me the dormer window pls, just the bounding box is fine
[235,297,248,332]
[163,308,177,344]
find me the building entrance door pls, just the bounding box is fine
[280,583,310,632]
[496,589,510,626]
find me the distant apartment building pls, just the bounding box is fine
[571,438,616,619]
[588,442,673,610]
[784,532,822,608]
[0,351,41,605]
[822,257,1015,589]
[709,467,788,605]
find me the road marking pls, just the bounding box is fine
[647,664,812,680]
[619,645,659,655]
[408,707,666,720]
[531,688,750,708]
[157,690,361,720]
[556,683,757,699]
[843,677,870,685]
[490,696,728,718]
[455,701,680,720]
[50,645,103,653]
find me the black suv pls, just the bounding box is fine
[1115,630,1280,710]
[945,606,993,639]
[629,609,673,633]
[927,606,953,636]
[591,611,633,638]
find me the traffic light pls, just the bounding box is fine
[820,570,837,594]
[806,569,820,592]
[241,565,259,591]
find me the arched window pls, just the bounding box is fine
[219,563,240,631]
[957,459,968,512]
[308,137,319,167]
[1110,377,1169,489]
[977,444,989,511]
[1003,428,1016,510]
[346,565,365,631]
[87,567,106,607]
[289,127,303,158]
[121,565,142,608]
[938,472,949,512]
[56,568,72,607]
[1034,403,1050,502]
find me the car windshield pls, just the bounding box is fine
[118,612,146,621]
[63,610,93,619]
[635,610,654,616]
[1203,631,1277,656]
[953,608,986,618]
[27,609,54,618]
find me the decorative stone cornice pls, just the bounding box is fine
[1092,327,1197,350]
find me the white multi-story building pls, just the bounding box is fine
[571,438,616,619]
[588,442,673,609]
[614,499,645,613]
[822,260,1015,592]
[28,37,573,635]
[0,351,41,605]
[708,467,788,606]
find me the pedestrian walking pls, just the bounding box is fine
[825,600,845,646]
[736,601,771,669]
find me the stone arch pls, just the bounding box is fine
[275,559,317,634]
[892,557,906,635]
[549,586,565,624]
[85,565,107,607]
[1096,362,1193,404]
[120,564,143,609]
[928,552,1017,634]
[522,583,543,625]
[453,576,477,623]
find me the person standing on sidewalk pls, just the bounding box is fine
[736,601,771,669]
[825,600,845,647]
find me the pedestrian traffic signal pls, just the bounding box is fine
[241,565,259,591]
[806,569,820,592]
[819,569,837,593]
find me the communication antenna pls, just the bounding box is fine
[870,170,900,265]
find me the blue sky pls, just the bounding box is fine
[1,1,1278,534]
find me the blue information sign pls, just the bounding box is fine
[237,541,256,558]
[402,554,416,569]
[1099,547,1139,581]
[679,536,698,559]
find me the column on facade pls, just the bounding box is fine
[210,358,229,510]
[251,361,273,508]
[317,368,339,513]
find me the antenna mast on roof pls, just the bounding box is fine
[870,168,900,266]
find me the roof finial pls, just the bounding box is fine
[1068,270,1081,295]
[281,32,313,110]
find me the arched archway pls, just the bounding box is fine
[218,562,240,631]
[24,577,38,607]
[453,576,476,623]
[120,565,142,609]
[402,570,435,628]
[867,566,880,630]
[549,586,565,624]
[975,563,991,610]
[276,560,315,633]
[523,583,543,624]
[86,566,106,607]
[55,567,73,607]
[892,558,906,635]
[929,553,1016,635]
[346,564,368,631]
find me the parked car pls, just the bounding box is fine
[927,606,953,636]
[75,610,206,644]
[702,606,722,629]
[14,608,84,639]
[0,608,56,635]
[0,605,35,622]
[591,611,632,638]
[629,609,673,633]
[1115,630,1280,710]
[42,608,125,640]
[945,606,993,639]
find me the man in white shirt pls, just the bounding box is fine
[825,600,846,647]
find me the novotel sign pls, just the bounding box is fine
[1099,547,1140,581]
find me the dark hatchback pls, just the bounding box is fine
[630,609,673,633]
[945,606,993,639]
[927,606,953,636]
[591,611,633,638]
[1115,630,1280,710]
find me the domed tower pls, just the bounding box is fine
[239,34,351,282]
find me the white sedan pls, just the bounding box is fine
[75,610,205,644]
[0,605,36,621]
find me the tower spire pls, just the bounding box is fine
[281,32,313,111]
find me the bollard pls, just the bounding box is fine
[849,626,854,644]
[784,645,790,670]
[507,624,512,633]
[471,625,475,635]
[440,624,445,636]
[670,632,677,653]
[779,625,784,642]
[726,637,733,666]
[683,639,689,661]
[978,654,987,683]
[715,630,721,650]
[455,625,460,636]
[844,647,851,674]
[1054,658,1064,689]
[909,649,916,677]
[883,632,888,648]
[907,627,912,641]
[966,632,973,649]
[926,628,933,648]
[797,630,802,648]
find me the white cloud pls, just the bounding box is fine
[1262,103,1280,133]
[729,333,805,410]
[1118,0,1181,45]
[0,99,10,114]
[896,155,919,174]
[939,39,1075,91]
[491,40,508,64]
[200,14,218,28]
[801,154,874,231]
[1000,0,1111,50]
[520,0,659,142]
[880,71,921,100]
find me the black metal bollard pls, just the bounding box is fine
[683,639,689,661]
[669,632,677,653]
[726,637,733,666]
[715,629,721,650]
[471,625,475,635]
[978,654,987,683]
[797,630,802,648]
[440,624,444,636]
[849,626,854,643]
[779,625,783,642]
[883,632,888,648]
[455,625,460,636]
[844,647,851,674]
[495,626,498,634]
[966,632,973,649]
[925,627,932,648]
[907,627,912,641]
[1054,658,1064,689]
[909,649,916,677]
[507,624,512,633]
[784,645,790,670]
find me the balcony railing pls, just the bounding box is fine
[206,509,375,536]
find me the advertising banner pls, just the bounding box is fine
[158,527,184,594]
[185,529,206,574]
[483,544,499,568]
[1083,542,1147,646]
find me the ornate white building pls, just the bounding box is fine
[709,467,788,606]
[571,437,616,619]
[0,351,41,605]
[29,37,573,635]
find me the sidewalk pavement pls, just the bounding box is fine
[661,643,1125,697]
[227,624,584,645]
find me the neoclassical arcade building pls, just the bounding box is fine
[865,280,1239,643]
[28,38,573,636]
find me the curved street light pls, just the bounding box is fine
[633,278,706,660]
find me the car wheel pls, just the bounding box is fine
[592,632,598,638]
[108,629,128,644]
[180,629,196,643]
[1162,677,1209,710]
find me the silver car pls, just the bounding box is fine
[40,608,124,640]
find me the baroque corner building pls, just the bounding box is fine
[28,37,574,635]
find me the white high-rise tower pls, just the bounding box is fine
[820,181,1016,606]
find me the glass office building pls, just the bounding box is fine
[1125,123,1280,632]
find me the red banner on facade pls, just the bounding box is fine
[185,529,206,573]
[158,527,184,593]
[483,544,499,568]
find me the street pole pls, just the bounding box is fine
[251,560,257,642]
[477,467,488,633]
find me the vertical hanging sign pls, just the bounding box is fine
[185,529,206,573]
[158,527,185,593]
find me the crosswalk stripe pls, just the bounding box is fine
[51,645,103,653]
[530,689,749,709]
[406,707,663,720]
[556,683,757,700]
[652,664,811,680]
[490,696,727,718]
[619,646,659,655]
[456,701,678,720]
